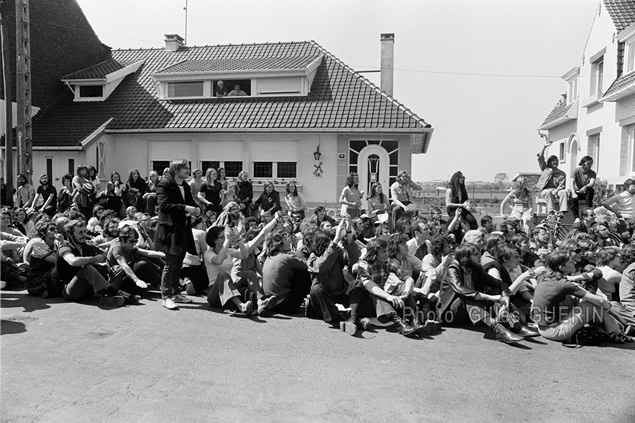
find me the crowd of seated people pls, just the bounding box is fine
[2,167,635,347]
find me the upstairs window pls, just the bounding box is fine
[214,79,251,97]
[79,85,104,98]
[167,81,204,98]
[627,39,635,74]
[567,77,578,103]
[590,56,604,97]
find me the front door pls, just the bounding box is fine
[358,146,389,211]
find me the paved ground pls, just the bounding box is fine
[2,288,634,423]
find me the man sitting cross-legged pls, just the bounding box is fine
[57,219,139,307]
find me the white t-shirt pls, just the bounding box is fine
[204,248,241,286]
[605,191,635,219]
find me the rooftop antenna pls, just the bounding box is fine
[183,0,188,45]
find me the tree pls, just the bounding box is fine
[493,172,508,190]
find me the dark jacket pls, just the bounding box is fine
[154,178,197,256]
[255,190,281,214]
[437,260,511,316]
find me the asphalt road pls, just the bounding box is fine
[2,289,635,423]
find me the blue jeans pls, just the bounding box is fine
[161,252,185,299]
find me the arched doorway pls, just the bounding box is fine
[358,145,389,211]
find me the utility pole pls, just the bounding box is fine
[0,0,15,206]
[16,0,32,183]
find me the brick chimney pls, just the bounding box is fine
[164,34,185,52]
[380,33,395,96]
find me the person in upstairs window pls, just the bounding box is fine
[215,80,228,97]
[536,142,568,214]
[228,84,247,96]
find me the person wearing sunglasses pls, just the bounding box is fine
[107,225,165,294]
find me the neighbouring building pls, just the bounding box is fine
[0,0,110,180]
[26,29,433,209]
[539,0,635,189]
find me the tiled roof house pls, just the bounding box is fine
[539,0,635,187]
[31,34,434,205]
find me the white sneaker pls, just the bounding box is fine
[162,298,179,310]
[173,295,193,304]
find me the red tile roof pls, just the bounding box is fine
[155,55,322,74]
[62,59,136,80]
[33,41,432,147]
[604,0,635,32]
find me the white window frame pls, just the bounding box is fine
[628,127,635,176]
[558,142,566,163]
[567,77,578,103]
[626,39,635,75]
[251,161,297,180]
[590,56,604,97]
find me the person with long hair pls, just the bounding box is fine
[437,243,525,344]
[367,182,390,219]
[32,173,57,218]
[355,237,418,336]
[57,219,139,307]
[500,176,533,233]
[532,250,625,343]
[105,171,124,216]
[260,230,311,315]
[536,142,568,214]
[339,172,362,219]
[390,170,422,229]
[445,171,477,230]
[72,165,94,218]
[284,180,306,220]
[198,168,224,215]
[57,173,75,214]
[188,168,205,210]
[204,225,256,315]
[143,171,160,217]
[155,159,199,310]
[255,181,281,218]
[234,170,254,217]
[22,220,61,298]
[122,169,146,211]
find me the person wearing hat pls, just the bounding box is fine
[359,214,376,241]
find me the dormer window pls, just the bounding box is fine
[152,55,322,101]
[562,67,579,105]
[79,85,104,98]
[62,59,144,102]
[168,81,205,97]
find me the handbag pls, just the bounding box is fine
[562,326,611,348]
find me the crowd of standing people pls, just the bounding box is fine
[2,154,635,347]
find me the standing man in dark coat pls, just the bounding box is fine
[155,159,200,310]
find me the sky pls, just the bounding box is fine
[77,0,600,182]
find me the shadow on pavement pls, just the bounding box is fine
[1,319,27,335]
